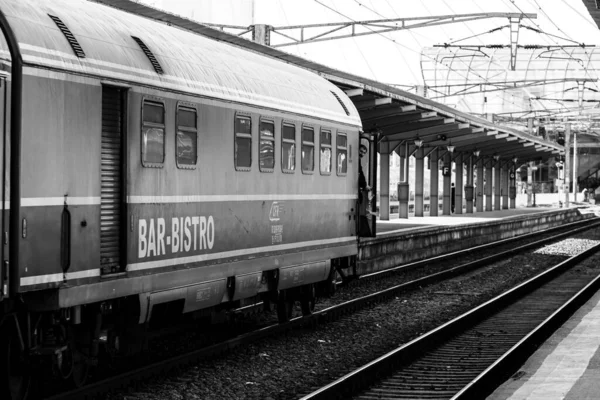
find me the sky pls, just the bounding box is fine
[137,0,600,90]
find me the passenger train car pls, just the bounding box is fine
[0,0,363,397]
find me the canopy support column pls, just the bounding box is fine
[494,157,501,210]
[442,151,452,215]
[398,142,410,219]
[379,141,390,220]
[430,149,439,216]
[476,157,484,212]
[485,158,493,211]
[455,153,463,214]
[415,148,425,217]
[502,161,509,209]
[465,155,475,213]
[527,161,534,207]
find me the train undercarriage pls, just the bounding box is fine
[0,256,353,400]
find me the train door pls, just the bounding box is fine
[100,85,127,275]
[0,75,7,299]
[358,132,377,238]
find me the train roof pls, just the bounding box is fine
[0,0,361,126]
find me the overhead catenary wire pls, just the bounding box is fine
[428,0,599,120]
[423,0,500,88]
[435,0,552,115]
[312,0,495,90]
[514,0,600,93]
[527,0,600,98]
[558,0,599,29]
[307,0,594,123]
[523,1,600,123]
[350,0,420,83]
[442,0,560,120]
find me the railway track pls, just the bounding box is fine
[300,238,600,399]
[46,219,600,400]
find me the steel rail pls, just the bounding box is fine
[454,269,600,399]
[300,242,600,399]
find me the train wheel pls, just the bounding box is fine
[300,284,316,316]
[276,290,293,323]
[329,268,340,296]
[70,347,90,388]
[63,324,91,389]
[0,324,30,400]
[262,292,276,313]
[262,298,273,312]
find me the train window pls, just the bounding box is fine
[259,119,275,172]
[301,126,314,173]
[320,129,332,175]
[282,123,296,173]
[141,100,165,166]
[176,106,198,168]
[337,133,348,175]
[235,115,252,170]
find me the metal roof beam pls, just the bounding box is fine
[345,88,363,97]
[383,122,469,142]
[459,137,531,153]
[383,117,455,135]
[354,97,392,110]
[423,128,480,146]
[359,105,417,121]
[365,111,437,130]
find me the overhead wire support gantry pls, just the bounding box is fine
[202,12,536,49]
[425,77,599,99]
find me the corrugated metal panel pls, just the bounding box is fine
[100,86,122,273]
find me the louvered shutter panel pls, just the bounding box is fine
[100,87,123,273]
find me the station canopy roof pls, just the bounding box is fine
[93,0,563,162]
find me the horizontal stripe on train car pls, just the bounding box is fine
[1,197,101,208]
[19,236,356,286]
[20,268,100,286]
[22,197,101,207]
[2,194,357,209]
[128,236,356,272]
[128,194,358,204]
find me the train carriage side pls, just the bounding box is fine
[123,86,361,320]
[0,0,362,396]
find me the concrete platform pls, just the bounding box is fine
[356,204,599,277]
[375,206,559,235]
[487,288,600,400]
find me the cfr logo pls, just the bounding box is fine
[269,201,283,222]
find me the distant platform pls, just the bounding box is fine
[356,202,599,286]
[374,204,598,235]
